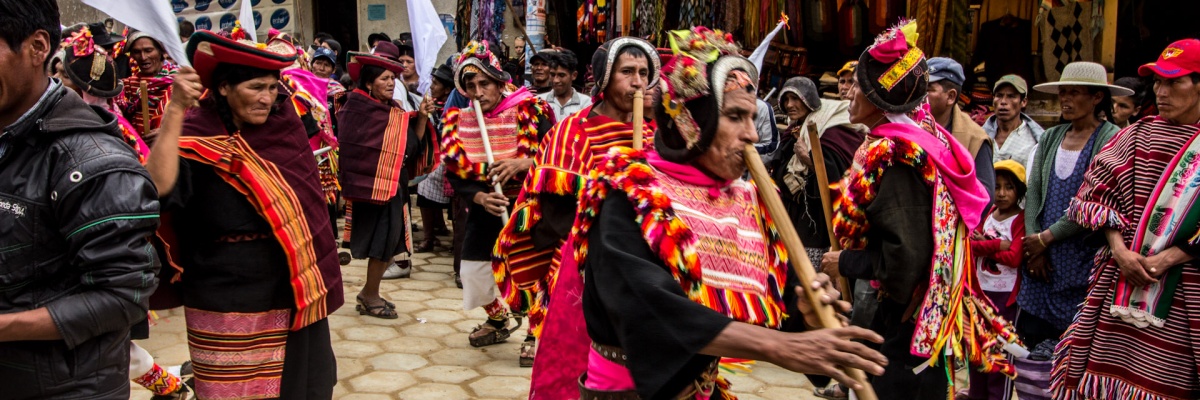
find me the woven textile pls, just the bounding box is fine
[492,106,653,336]
[1040,1,1096,82]
[186,308,289,400]
[1052,118,1200,400]
[440,96,547,188]
[118,70,175,136]
[572,148,790,329]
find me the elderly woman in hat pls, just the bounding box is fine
[441,40,554,348]
[1018,62,1125,356]
[822,21,1019,399]
[337,41,431,317]
[145,27,342,399]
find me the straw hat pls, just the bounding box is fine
[1031,62,1134,96]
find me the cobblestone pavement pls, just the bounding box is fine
[131,231,822,399]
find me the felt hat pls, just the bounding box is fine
[1139,39,1200,79]
[993,159,1026,185]
[779,76,821,112]
[992,74,1028,95]
[1032,61,1134,96]
[347,41,406,82]
[432,61,454,87]
[367,32,391,46]
[61,29,123,98]
[855,20,929,114]
[453,41,510,94]
[186,29,299,88]
[589,37,661,99]
[87,22,123,47]
[656,27,756,163]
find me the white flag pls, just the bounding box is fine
[240,0,257,43]
[82,0,190,67]
[750,19,789,74]
[406,0,449,94]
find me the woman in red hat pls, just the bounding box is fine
[336,42,430,318]
[145,28,341,399]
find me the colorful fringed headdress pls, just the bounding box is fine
[655,27,758,163]
[855,20,929,114]
[60,27,123,98]
[453,40,510,94]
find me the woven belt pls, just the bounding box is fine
[578,343,721,400]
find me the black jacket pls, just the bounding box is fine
[0,82,160,399]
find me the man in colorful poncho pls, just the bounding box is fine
[574,27,888,399]
[441,41,555,349]
[1052,39,1200,400]
[821,22,1021,399]
[494,37,659,370]
[117,32,177,143]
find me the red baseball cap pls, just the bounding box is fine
[1139,39,1200,78]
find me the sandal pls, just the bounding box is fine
[415,238,441,253]
[469,316,522,347]
[813,383,848,400]
[356,296,398,319]
[519,337,536,367]
[454,273,462,288]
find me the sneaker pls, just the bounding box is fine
[383,261,411,279]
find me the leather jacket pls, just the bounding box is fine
[0,82,160,399]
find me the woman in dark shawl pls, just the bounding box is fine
[337,42,426,318]
[145,29,341,399]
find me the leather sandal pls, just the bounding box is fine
[519,337,536,367]
[469,316,522,347]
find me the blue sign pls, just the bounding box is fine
[272,0,286,4]
[194,0,211,11]
[195,16,213,31]
[252,0,261,5]
[367,4,386,21]
[219,13,238,30]
[270,9,290,29]
[218,0,237,9]
[253,11,262,29]
[172,0,189,13]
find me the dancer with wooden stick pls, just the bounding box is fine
[568,27,886,399]
[824,21,1023,400]
[484,37,659,394]
[441,41,555,348]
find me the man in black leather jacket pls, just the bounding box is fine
[0,1,161,398]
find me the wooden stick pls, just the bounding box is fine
[743,144,877,400]
[806,123,853,306]
[139,80,151,137]
[632,89,644,150]
[472,99,510,221]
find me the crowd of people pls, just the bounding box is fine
[2,1,1200,399]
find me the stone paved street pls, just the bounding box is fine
[131,223,822,399]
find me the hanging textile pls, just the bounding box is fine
[473,0,507,47]
[1040,0,1096,81]
[456,0,472,49]
[633,0,665,41]
[913,0,948,55]
[576,0,609,44]
[678,0,710,29]
[724,0,743,35]
[941,0,972,61]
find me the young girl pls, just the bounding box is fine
[965,160,1027,400]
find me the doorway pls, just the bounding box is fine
[313,0,359,68]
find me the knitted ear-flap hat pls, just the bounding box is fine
[655,27,758,163]
[855,20,929,114]
[589,37,661,99]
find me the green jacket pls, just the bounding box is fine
[1025,121,1121,237]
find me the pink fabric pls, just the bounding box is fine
[646,151,734,198]
[584,348,637,391]
[529,238,589,400]
[283,69,331,101]
[486,86,534,118]
[873,122,989,229]
[116,113,150,159]
[867,31,910,63]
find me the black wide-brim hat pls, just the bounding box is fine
[63,48,123,98]
[88,22,123,47]
[186,30,299,88]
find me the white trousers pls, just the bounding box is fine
[129,341,154,377]
[461,260,499,310]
